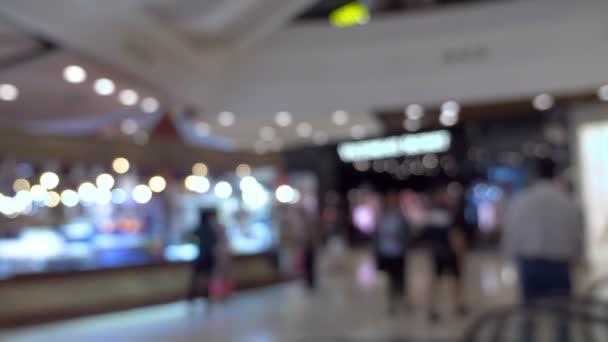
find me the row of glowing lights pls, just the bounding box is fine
[0,159,300,217]
[0,65,160,114]
[198,109,355,153]
[402,89,608,133]
[184,162,300,205]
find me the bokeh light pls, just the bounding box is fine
[148,175,167,193]
[96,173,115,190]
[214,181,233,199]
[185,175,211,194]
[61,189,80,207]
[47,191,61,208]
[63,65,87,83]
[236,164,251,178]
[132,184,152,204]
[275,185,299,204]
[111,188,128,205]
[78,182,97,203]
[112,157,130,174]
[192,162,208,176]
[40,172,60,190]
[13,178,30,192]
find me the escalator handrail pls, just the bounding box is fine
[460,299,608,342]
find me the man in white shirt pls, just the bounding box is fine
[503,158,582,342]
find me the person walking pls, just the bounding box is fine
[425,183,468,323]
[503,158,582,342]
[374,192,411,315]
[188,209,219,308]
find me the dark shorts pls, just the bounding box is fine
[432,254,461,278]
[518,258,571,305]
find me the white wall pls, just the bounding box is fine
[216,0,608,115]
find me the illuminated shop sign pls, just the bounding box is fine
[337,130,452,162]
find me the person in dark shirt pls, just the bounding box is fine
[373,192,411,315]
[188,208,218,304]
[425,183,468,323]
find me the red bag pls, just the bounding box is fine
[209,278,233,301]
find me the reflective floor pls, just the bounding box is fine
[0,250,595,342]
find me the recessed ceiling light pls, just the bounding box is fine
[217,111,235,127]
[119,89,139,106]
[332,110,349,126]
[350,124,366,139]
[597,85,608,102]
[439,111,459,127]
[313,131,329,145]
[121,119,138,135]
[94,78,115,96]
[140,97,160,113]
[403,118,421,132]
[275,111,292,127]
[195,121,210,136]
[405,104,424,120]
[441,100,461,115]
[532,93,554,111]
[296,122,313,138]
[260,126,275,141]
[63,65,87,83]
[0,83,18,101]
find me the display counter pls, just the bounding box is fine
[0,252,286,329]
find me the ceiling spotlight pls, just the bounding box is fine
[275,111,292,127]
[0,84,18,101]
[439,111,459,127]
[121,119,139,135]
[597,85,608,102]
[119,89,139,106]
[532,93,554,111]
[405,104,424,120]
[403,118,421,132]
[296,122,313,138]
[63,65,87,83]
[218,111,235,127]
[441,100,461,115]
[351,125,366,140]
[94,78,115,96]
[195,121,210,136]
[260,126,276,141]
[332,110,350,126]
[140,97,160,113]
[313,131,329,145]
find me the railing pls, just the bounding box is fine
[461,275,608,342]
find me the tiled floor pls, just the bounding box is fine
[0,250,587,342]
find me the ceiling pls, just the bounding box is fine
[0,0,606,153]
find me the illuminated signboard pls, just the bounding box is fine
[337,130,452,162]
